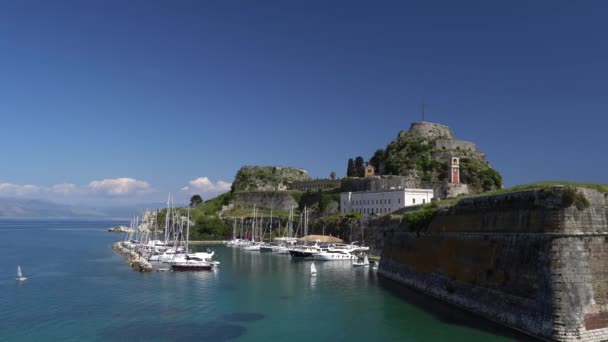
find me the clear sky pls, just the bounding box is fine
[1,0,606,205]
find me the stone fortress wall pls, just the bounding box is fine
[406,121,455,140]
[289,179,341,192]
[379,187,608,341]
[434,139,476,151]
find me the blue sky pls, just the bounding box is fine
[0,0,606,205]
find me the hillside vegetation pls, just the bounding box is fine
[372,130,502,193]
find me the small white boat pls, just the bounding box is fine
[15,265,27,281]
[372,261,379,270]
[352,255,370,267]
[310,262,317,275]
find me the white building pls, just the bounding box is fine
[340,189,434,216]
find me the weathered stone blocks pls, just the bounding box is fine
[379,187,608,341]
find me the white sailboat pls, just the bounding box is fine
[15,265,27,281]
[310,262,317,275]
[352,255,370,267]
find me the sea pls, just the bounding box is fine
[0,219,531,341]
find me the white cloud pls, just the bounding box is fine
[0,183,40,196]
[88,178,151,196]
[50,183,77,195]
[181,177,232,194]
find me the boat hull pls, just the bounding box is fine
[289,250,316,259]
[313,253,358,261]
[171,264,212,271]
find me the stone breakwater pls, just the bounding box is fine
[108,225,133,233]
[112,242,152,272]
[379,187,608,341]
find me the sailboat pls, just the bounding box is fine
[310,262,317,275]
[15,265,27,281]
[352,255,370,267]
[170,207,213,271]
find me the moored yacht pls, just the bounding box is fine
[288,242,324,259]
[243,243,261,251]
[313,249,358,261]
[170,256,213,271]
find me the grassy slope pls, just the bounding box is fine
[434,181,608,207]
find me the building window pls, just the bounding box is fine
[398,198,400,204]
[423,199,426,204]
[389,199,391,204]
[413,198,416,204]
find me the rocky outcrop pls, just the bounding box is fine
[232,166,311,192]
[379,187,608,341]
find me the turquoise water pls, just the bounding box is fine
[0,219,529,341]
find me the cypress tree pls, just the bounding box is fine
[355,156,365,177]
[347,158,355,177]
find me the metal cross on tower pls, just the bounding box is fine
[421,98,427,122]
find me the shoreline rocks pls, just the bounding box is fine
[112,242,152,272]
[108,226,134,233]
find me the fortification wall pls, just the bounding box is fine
[431,149,486,163]
[341,176,420,193]
[406,122,455,140]
[379,187,608,341]
[340,178,465,199]
[290,179,341,191]
[233,191,298,211]
[435,139,476,151]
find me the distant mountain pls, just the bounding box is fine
[89,202,167,219]
[0,198,166,219]
[0,198,106,218]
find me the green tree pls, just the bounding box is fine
[193,215,227,239]
[330,171,336,180]
[355,156,365,177]
[347,158,356,177]
[369,149,385,173]
[189,194,203,207]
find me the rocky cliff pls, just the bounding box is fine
[231,166,311,192]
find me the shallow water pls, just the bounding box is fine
[0,219,530,341]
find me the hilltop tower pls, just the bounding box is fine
[449,157,460,184]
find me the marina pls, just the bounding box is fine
[0,219,526,341]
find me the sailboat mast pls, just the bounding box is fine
[164,193,170,244]
[304,206,308,244]
[251,205,256,243]
[186,206,190,254]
